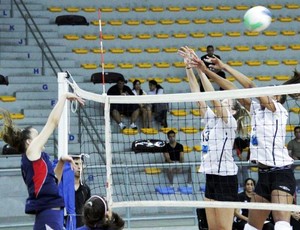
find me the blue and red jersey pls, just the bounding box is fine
[21,152,64,214]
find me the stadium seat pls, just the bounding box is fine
[154,33,169,39]
[122,128,138,135]
[118,63,134,69]
[127,48,142,53]
[271,45,286,50]
[193,19,207,24]
[208,32,223,37]
[128,78,146,83]
[100,7,113,12]
[167,6,181,12]
[173,33,188,38]
[210,18,224,24]
[159,19,174,25]
[47,7,62,12]
[172,62,185,68]
[234,45,250,51]
[286,125,295,132]
[65,7,80,13]
[285,3,300,9]
[227,18,242,23]
[150,6,164,12]
[176,19,190,25]
[295,16,300,22]
[183,6,198,11]
[142,20,157,25]
[278,17,293,22]
[252,45,268,51]
[72,48,89,54]
[201,6,214,11]
[147,77,163,83]
[0,95,16,102]
[190,32,205,38]
[178,186,193,195]
[90,48,106,54]
[289,44,300,50]
[227,60,243,66]
[81,63,97,69]
[183,146,192,153]
[145,48,160,53]
[165,77,182,83]
[109,48,124,54]
[263,31,278,36]
[132,7,147,12]
[170,110,187,116]
[125,20,140,26]
[102,34,115,40]
[264,60,280,66]
[282,60,298,65]
[268,4,283,10]
[154,62,170,68]
[90,20,106,26]
[281,30,296,36]
[191,109,201,116]
[108,20,122,26]
[118,34,134,40]
[160,127,178,134]
[193,146,201,152]
[136,34,151,39]
[10,113,24,119]
[145,168,161,174]
[226,76,236,82]
[290,108,300,113]
[116,7,130,12]
[141,128,158,134]
[64,34,80,40]
[180,127,198,134]
[217,5,231,11]
[226,31,241,37]
[82,7,97,12]
[244,31,259,36]
[246,60,261,66]
[217,46,232,51]
[163,47,178,53]
[234,5,249,10]
[155,186,175,194]
[255,75,272,81]
[136,63,152,68]
[274,75,290,81]
[82,34,97,40]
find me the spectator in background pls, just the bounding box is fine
[163,130,192,187]
[148,80,168,127]
[72,155,91,228]
[107,78,140,130]
[288,126,300,161]
[200,45,226,91]
[77,195,124,230]
[132,80,152,128]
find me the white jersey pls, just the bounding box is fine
[199,107,238,175]
[249,100,293,167]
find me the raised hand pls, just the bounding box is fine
[177,46,197,67]
[205,56,226,71]
[66,92,85,106]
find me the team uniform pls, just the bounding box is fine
[21,152,65,230]
[200,107,238,201]
[249,100,296,200]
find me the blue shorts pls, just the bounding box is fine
[34,208,64,230]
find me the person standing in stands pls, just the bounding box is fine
[0,93,84,230]
[107,77,140,130]
[288,126,300,161]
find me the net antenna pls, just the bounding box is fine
[98,9,106,94]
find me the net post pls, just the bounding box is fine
[57,72,69,160]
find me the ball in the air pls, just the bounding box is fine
[243,6,272,32]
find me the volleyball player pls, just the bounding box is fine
[0,92,84,230]
[191,55,300,230]
[178,46,238,230]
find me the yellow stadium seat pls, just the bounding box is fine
[227,18,242,23]
[154,62,170,68]
[90,20,106,26]
[128,78,146,83]
[0,95,16,102]
[90,48,106,54]
[286,125,295,132]
[271,18,277,22]
[118,63,134,69]
[167,6,181,12]
[226,76,236,82]
[141,128,158,134]
[163,47,178,53]
[183,146,192,153]
[133,7,147,12]
[160,127,178,134]
[72,48,89,54]
[274,75,290,81]
[125,20,140,25]
[264,60,280,66]
[246,60,261,66]
[255,75,272,81]
[150,6,164,12]
[145,48,160,53]
[65,7,80,13]
[191,109,201,116]
[142,20,157,25]
[268,4,283,10]
[285,4,300,9]
[109,48,124,53]
[180,127,198,134]
[252,45,268,51]
[183,6,198,11]
[172,62,185,68]
[201,6,214,11]
[100,7,113,12]
[271,45,286,50]
[82,34,97,40]
[226,31,241,37]
[263,30,278,36]
[155,33,169,39]
[234,45,250,51]
[103,63,115,69]
[82,7,96,12]
[165,77,182,83]
[208,32,223,37]
[244,31,259,36]
[193,18,207,24]
[295,16,300,22]
[217,5,231,11]
[227,60,243,66]
[234,5,249,10]
[81,63,97,69]
[281,30,296,36]
[290,108,300,113]
[217,46,232,51]
[278,17,293,22]
[116,7,130,12]
[289,44,300,50]
[10,113,24,119]
[194,145,201,152]
[127,48,142,53]
[136,33,151,39]
[118,34,134,40]
[48,7,62,12]
[108,20,122,26]
[122,128,138,135]
[183,77,189,82]
[102,34,115,40]
[64,34,80,40]
[159,19,174,25]
[147,77,164,83]
[145,167,161,174]
[282,60,298,65]
[176,19,190,24]
[197,47,206,52]
[210,18,224,24]
[250,167,258,172]
[190,32,205,38]
[171,110,187,116]
[136,62,152,68]
[173,33,188,38]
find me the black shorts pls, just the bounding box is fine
[255,167,296,201]
[205,174,238,201]
[110,103,139,117]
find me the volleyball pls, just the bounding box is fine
[243,6,272,32]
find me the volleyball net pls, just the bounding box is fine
[57,72,300,213]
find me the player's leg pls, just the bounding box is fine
[215,208,235,230]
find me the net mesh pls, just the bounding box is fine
[67,77,300,213]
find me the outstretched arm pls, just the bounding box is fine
[26,93,84,161]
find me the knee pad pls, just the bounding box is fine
[244,223,259,230]
[274,221,291,230]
